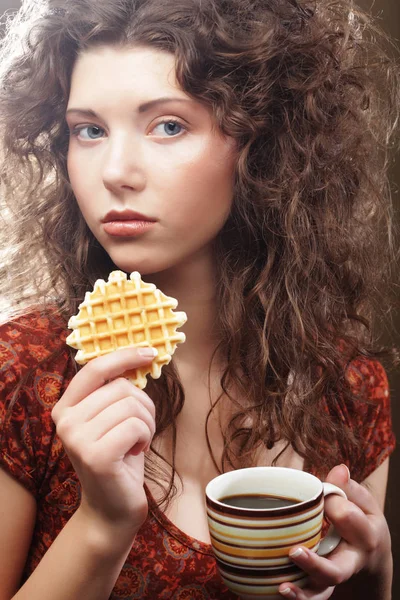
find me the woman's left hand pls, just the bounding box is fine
[278,464,392,600]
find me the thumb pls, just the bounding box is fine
[325,463,351,490]
[324,464,352,516]
[325,464,380,516]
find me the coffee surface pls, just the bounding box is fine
[219,493,299,509]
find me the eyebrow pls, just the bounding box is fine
[66,97,194,118]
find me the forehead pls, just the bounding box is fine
[68,45,184,103]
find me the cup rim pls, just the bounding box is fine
[205,466,323,514]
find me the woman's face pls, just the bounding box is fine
[66,45,237,275]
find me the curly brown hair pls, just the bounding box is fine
[0,0,399,505]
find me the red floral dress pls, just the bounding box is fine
[0,311,396,599]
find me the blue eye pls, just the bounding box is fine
[153,120,185,137]
[72,125,105,140]
[69,119,186,141]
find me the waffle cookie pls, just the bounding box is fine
[66,271,187,389]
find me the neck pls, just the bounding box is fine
[145,248,222,374]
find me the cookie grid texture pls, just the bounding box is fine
[66,271,187,389]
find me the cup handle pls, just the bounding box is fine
[317,482,347,556]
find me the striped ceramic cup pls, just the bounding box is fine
[205,467,347,599]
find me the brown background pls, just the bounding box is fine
[1,0,399,595]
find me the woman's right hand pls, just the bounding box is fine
[51,347,158,536]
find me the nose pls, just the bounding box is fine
[102,132,146,193]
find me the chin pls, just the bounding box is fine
[107,242,205,278]
[109,254,171,277]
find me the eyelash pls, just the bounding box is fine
[69,118,187,140]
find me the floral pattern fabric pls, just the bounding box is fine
[0,311,396,599]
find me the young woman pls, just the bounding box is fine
[0,1,398,599]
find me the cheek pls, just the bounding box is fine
[67,152,96,218]
[166,147,236,229]
[66,149,78,184]
[67,153,82,200]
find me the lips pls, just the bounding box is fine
[102,210,157,237]
[102,210,156,223]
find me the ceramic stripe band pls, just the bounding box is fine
[211,531,321,559]
[215,559,302,577]
[208,505,323,532]
[209,521,322,546]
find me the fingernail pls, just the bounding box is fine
[340,463,351,482]
[137,347,158,357]
[289,547,305,559]
[280,588,296,599]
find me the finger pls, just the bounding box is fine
[286,543,359,588]
[89,396,156,442]
[280,581,335,600]
[325,465,380,515]
[72,377,156,422]
[96,416,153,458]
[323,494,377,549]
[53,347,157,413]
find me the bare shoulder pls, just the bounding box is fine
[0,468,37,598]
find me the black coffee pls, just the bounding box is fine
[219,493,299,509]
